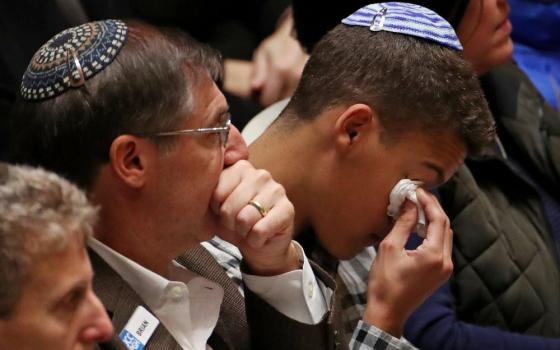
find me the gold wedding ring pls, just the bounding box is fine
[248,200,268,218]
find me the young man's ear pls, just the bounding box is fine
[333,103,381,148]
[109,135,153,188]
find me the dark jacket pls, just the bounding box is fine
[404,61,560,348]
[92,245,336,350]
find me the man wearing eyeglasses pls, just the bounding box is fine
[9,20,332,350]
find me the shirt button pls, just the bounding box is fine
[170,286,183,300]
[306,281,314,299]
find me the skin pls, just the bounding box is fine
[223,11,308,107]
[251,104,465,259]
[307,115,464,260]
[92,71,299,278]
[250,11,309,107]
[0,236,113,350]
[457,0,513,75]
[250,103,462,335]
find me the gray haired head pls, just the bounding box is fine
[0,163,97,318]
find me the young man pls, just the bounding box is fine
[9,20,331,349]
[255,1,560,349]
[204,3,495,349]
[0,163,113,349]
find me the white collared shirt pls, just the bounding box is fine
[89,238,327,350]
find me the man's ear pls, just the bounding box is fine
[333,103,381,149]
[109,135,152,188]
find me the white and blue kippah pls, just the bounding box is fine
[341,2,463,51]
[21,19,128,101]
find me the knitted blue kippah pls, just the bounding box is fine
[342,2,463,51]
[21,19,128,101]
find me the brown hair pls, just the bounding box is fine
[282,25,495,153]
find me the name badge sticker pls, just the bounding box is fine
[119,306,160,350]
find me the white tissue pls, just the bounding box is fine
[387,179,427,238]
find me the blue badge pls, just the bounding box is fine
[118,306,160,350]
[119,330,145,350]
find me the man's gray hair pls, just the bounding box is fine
[0,163,97,318]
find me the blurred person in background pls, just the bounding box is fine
[509,0,560,110]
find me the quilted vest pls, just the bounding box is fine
[439,62,560,336]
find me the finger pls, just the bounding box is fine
[250,49,268,91]
[439,226,454,279]
[234,183,284,237]
[443,225,453,264]
[382,200,418,251]
[416,188,448,251]
[218,168,274,231]
[211,160,254,214]
[279,76,298,101]
[259,68,284,106]
[280,54,307,99]
[215,225,244,247]
[235,203,264,237]
[223,59,253,98]
[245,198,294,248]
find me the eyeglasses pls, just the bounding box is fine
[146,119,231,146]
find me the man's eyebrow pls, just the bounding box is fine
[422,161,445,186]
